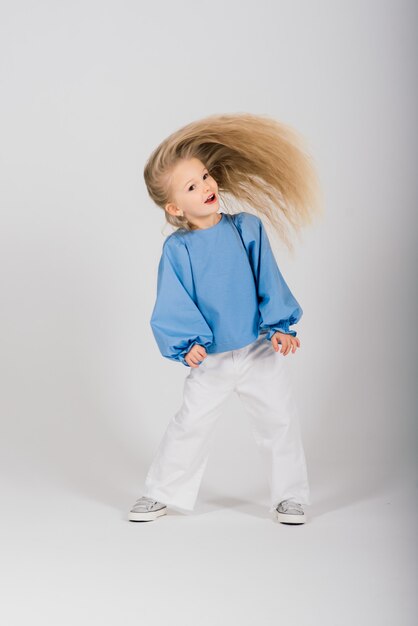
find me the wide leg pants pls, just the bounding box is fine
[142,333,311,513]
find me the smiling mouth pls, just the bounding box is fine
[205,193,216,203]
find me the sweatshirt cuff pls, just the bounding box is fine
[266,323,297,341]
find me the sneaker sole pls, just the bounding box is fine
[129,507,167,522]
[276,511,306,524]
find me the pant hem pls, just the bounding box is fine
[142,491,196,514]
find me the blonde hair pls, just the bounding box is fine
[143,112,324,251]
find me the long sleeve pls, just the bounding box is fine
[150,236,214,366]
[236,213,303,340]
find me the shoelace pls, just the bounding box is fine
[134,496,159,511]
[279,499,303,513]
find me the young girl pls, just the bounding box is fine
[129,113,323,525]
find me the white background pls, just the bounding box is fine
[1,1,417,625]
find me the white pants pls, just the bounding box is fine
[142,333,311,513]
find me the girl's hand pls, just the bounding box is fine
[185,344,208,368]
[271,332,300,356]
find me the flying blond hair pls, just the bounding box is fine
[143,112,324,251]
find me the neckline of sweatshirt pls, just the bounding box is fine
[186,211,224,234]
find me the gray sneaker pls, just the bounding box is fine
[276,499,306,524]
[128,496,167,522]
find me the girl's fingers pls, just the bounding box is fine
[186,352,200,367]
[192,350,207,366]
[283,337,298,355]
[186,348,206,366]
[284,339,293,355]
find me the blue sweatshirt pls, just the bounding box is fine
[150,211,303,366]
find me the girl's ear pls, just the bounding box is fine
[165,203,183,217]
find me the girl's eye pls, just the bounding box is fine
[188,172,209,191]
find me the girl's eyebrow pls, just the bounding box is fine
[183,167,207,189]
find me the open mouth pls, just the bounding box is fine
[205,193,216,204]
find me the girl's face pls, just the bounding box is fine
[165,158,219,226]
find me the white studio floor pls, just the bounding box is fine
[1,471,416,626]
